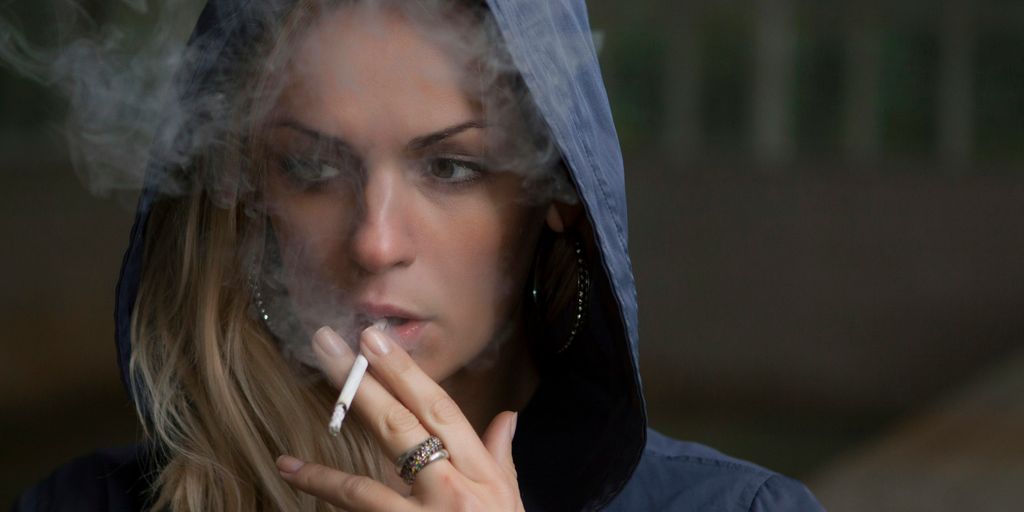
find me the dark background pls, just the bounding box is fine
[3,0,1022,509]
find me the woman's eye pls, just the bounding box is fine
[426,158,483,184]
[280,156,344,189]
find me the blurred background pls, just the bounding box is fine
[2,0,1022,509]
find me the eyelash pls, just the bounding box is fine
[278,155,351,191]
[422,156,487,187]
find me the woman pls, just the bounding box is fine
[17,0,824,510]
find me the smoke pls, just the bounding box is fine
[2,0,579,200]
[2,0,588,374]
[248,223,378,368]
[0,0,207,194]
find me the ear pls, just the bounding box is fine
[545,201,583,233]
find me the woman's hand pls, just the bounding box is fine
[277,326,525,512]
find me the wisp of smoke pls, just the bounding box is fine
[1,0,590,370]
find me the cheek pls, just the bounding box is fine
[430,196,538,336]
[265,188,354,280]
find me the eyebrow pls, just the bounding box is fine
[406,120,486,151]
[275,120,354,153]
[273,119,485,153]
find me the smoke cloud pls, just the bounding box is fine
[0,0,207,194]
[2,0,585,371]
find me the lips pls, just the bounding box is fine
[355,302,428,350]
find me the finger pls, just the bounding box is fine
[359,325,500,483]
[277,455,411,512]
[313,327,457,487]
[312,326,360,389]
[481,411,518,478]
[313,327,431,458]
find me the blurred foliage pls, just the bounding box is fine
[591,0,1023,168]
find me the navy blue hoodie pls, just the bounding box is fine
[15,1,824,510]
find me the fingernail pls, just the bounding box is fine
[277,455,305,474]
[363,326,391,356]
[510,412,519,439]
[314,326,344,357]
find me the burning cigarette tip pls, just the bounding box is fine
[327,353,369,434]
[328,404,347,436]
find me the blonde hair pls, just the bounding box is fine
[132,174,386,512]
[130,2,386,510]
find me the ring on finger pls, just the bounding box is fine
[396,435,449,485]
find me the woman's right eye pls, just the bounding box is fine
[279,155,346,190]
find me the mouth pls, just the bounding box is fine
[355,303,429,350]
[378,316,412,328]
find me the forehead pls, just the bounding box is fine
[275,4,478,145]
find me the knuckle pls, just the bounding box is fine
[436,475,478,512]
[451,492,484,512]
[381,403,421,437]
[437,469,460,491]
[389,351,416,375]
[429,395,463,426]
[486,481,522,511]
[339,475,373,498]
[500,479,520,500]
[294,464,326,489]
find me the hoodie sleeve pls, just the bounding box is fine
[749,474,825,512]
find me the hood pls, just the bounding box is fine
[114,1,645,510]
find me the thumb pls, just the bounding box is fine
[482,410,518,475]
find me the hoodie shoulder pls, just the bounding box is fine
[604,430,824,512]
[12,445,150,512]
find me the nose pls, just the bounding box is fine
[350,164,415,274]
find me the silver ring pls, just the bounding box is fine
[396,436,447,485]
[426,449,450,465]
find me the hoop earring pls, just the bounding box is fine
[249,263,272,328]
[531,237,590,354]
[558,239,590,354]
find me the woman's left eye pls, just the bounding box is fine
[425,158,484,184]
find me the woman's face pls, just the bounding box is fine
[261,5,547,382]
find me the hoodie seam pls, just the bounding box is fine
[580,136,627,251]
[746,474,780,512]
[644,450,776,478]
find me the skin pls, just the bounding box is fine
[262,4,569,508]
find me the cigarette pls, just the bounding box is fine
[328,319,386,436]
